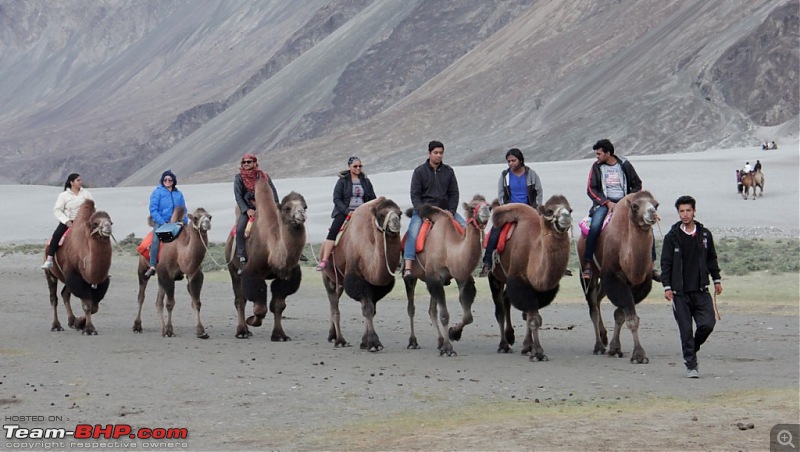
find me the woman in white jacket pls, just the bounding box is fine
[41,173,94,269]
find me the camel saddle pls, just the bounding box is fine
[46,227,71,247]
[579,212,613,237]
[137,231,163,261]
[483,223,516,254]
[333,213,353,246]
[401,217,464,253]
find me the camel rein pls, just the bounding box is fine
[195,217,235,269]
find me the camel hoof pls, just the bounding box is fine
[51,324,64,332]
[235,331,252,339]
[334,340,350,348]
[197,332,209,339]
[246,316,263,327]
[497,343,512,353]
[448,327,462,342]
[271,334,291,342]
[82,328,98,336]
[530,353,549,362]
[593,346,606,355]
[608,350,623,358]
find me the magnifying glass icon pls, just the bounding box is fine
[777,430,795,448]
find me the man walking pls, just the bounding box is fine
[660,195,723,378]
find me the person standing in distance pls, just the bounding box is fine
[403,140,465,281]
[660,195,722,378]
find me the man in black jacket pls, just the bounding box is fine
[660,195,723,378]
[402,140,465,280]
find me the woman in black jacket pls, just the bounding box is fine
[316,156,377,271]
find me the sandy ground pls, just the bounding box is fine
[1,143,798,450]
[1,250,798,451]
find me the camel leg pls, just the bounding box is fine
[608,307,626,358]
[268,266,301,342]
[360,298,383,352]
[488,275,513,353]
[155,287,168,337]
[448,277,476,342]
[61,286,77,329]
[404,277,420,350]
[626,311,649,364]
[426,278,455,356]
[525,310,548,362]
[46,272,63,332]
[79,298,97,336]
[228,270,252,338]
[187,272,208,339]
[160,277,177,338]
[133,273,149,333]
[323,276,348,347]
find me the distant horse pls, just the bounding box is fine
[741,169,764,200]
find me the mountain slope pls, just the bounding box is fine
[0,0,795,187]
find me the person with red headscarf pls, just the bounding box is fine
[233,153,279,270]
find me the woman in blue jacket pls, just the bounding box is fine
[145,170,187,277]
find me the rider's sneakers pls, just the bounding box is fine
[41,259,53,270]
[238,257,247,275]
[144,266,156,278]
[315,260,328,271]
[478,262,491,277]
[686,368,699,379]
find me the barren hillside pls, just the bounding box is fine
[0,0,796,187]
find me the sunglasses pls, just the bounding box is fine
[352,165,362,168]
[163,177,173,182]
[241,160,254,164]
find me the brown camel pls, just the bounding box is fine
[577,190,659,364]
[487,195,573,361]
[133,207,213,338]
[224,178,307,340]
[404,194,490,356]
[321,197,402,351]
[43,200,113,335]
[741,169,765,200]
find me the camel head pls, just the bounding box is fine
[538,194,573,233]
[89,210,113,238]
[280,191,307,228]
[189,207,212,232]
[372,197,402,235]
[627,191,659,228]
[463,194,490,230]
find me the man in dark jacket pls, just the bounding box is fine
[403,140,465,280]
[660,195,723,378]
[582,139,659,282]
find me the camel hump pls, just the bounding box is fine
[170,205,186,223]
[417,204,449,222]
[74,199,97,224]
[492,203,536,228]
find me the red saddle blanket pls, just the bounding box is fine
[137,231,162,261]
[402,217,464,253]
[483,223,515,254]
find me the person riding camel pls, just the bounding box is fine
[233,153,279,272]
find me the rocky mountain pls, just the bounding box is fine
[0,0,796,187]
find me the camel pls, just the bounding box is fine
[224,177,307,340]
[133,206,213,338]
[577,190,659,364]
[404,194,490,356]
[487,195,573,361]
[321,197,402,351]
[43,200,113,335]
[741,169,765,200]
